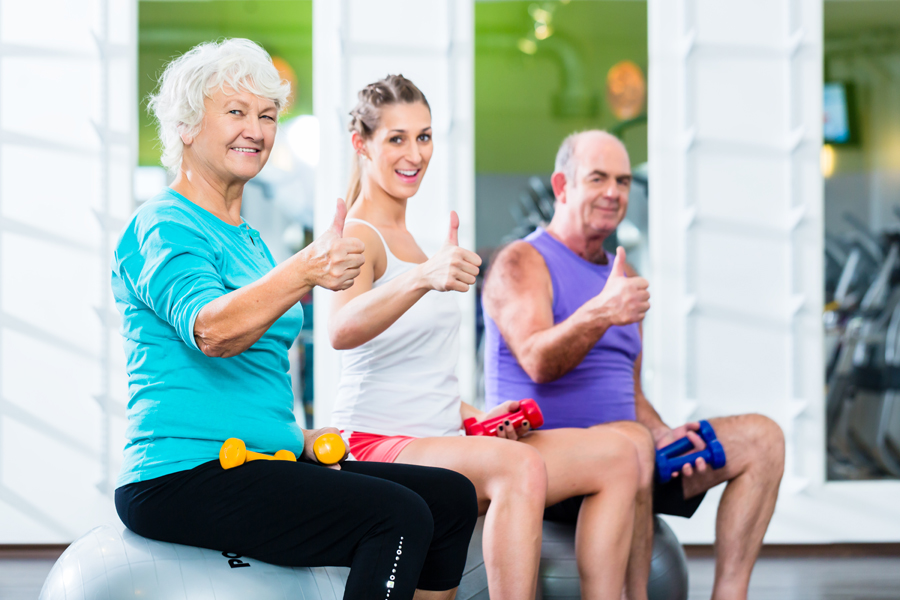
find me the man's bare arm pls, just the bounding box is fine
[632,327,705,457]
[633,348,668,437]
[482,241,649,383]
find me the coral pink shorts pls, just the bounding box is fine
[345,431,417,463]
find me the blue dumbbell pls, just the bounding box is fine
[656,420,726,483]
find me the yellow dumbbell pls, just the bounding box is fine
[219,438,297,470]
[313,433,346,465]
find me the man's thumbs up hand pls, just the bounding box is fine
[609,246,627,278]
[589,246,650,326]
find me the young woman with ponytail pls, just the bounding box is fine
[329,75,646,600]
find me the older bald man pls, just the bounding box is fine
[482,130,785,600]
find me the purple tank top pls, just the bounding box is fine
[484,228,640,428]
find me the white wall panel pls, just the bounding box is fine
[693,154,791,228]
[691,230,791,315]
[313,0,475,426]
[693,59,788,145]
[0,0,137,543]
[1,148,103,246]
[347,0,451,49]
[0,0,100,53]
[649,0,900,543]
[693,0,789,47]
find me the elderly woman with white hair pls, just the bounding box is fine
[111,39,477,600]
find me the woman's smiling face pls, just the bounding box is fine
[183,85,278,184]
[359,102,433,200]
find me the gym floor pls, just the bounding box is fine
[4,550,900,600]
[687,554,900,600]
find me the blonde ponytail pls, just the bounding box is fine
[345,155,363,211]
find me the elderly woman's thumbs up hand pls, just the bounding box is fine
[301,199,366,291]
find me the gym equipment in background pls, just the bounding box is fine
[219,438,297,470]
[464,398,544,436]
[825,207,900,480]
[831,294,900,478]
[39,523,349,600]
[655,420,727,483]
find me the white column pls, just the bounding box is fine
[312,0,475,427]
[0,0,137,542]
[649,0,900,543]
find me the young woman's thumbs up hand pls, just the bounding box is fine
[416,211,482,293]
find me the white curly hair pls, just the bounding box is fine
[147,38,291,172]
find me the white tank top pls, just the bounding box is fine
[331,218,464,438]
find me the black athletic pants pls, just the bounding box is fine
[116,459,478,600]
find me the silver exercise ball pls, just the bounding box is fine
[647,516,690,600]
[538,516,689,600]
[39,523,349,600]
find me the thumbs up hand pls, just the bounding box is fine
[301,199,366,291]
[416,211,482,292]
[589,247,650,325]
[446,210,460,247]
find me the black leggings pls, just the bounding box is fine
[116,459,478,600]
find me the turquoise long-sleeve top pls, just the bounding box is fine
[112,188,305,487]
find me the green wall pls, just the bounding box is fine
[138,0,312,166]
[475,1,648,174]
[137,1,647,173]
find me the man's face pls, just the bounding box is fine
[563,135,632,238]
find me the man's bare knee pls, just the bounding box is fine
[745,414,785,477]
[717,413,785,483]
[602,421,655,491]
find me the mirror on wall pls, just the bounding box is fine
[822,0,900,480]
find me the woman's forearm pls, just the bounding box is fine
[194,254,313,357]
[329,266,429,349]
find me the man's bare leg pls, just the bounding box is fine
[680,414,785,600]
[523,427,639,600]
[604,421,656,600]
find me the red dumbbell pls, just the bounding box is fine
[464,399,545,436]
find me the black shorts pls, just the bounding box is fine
[543,471,706,522]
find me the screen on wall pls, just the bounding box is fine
[823,82,851,144]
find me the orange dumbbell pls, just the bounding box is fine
[219,438,297,470]
[313,433,346,465]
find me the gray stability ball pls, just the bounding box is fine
[39,523,349,600]
[539,516,689,600]
[646,516,690,600]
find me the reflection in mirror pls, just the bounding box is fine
[823,0,900,481]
